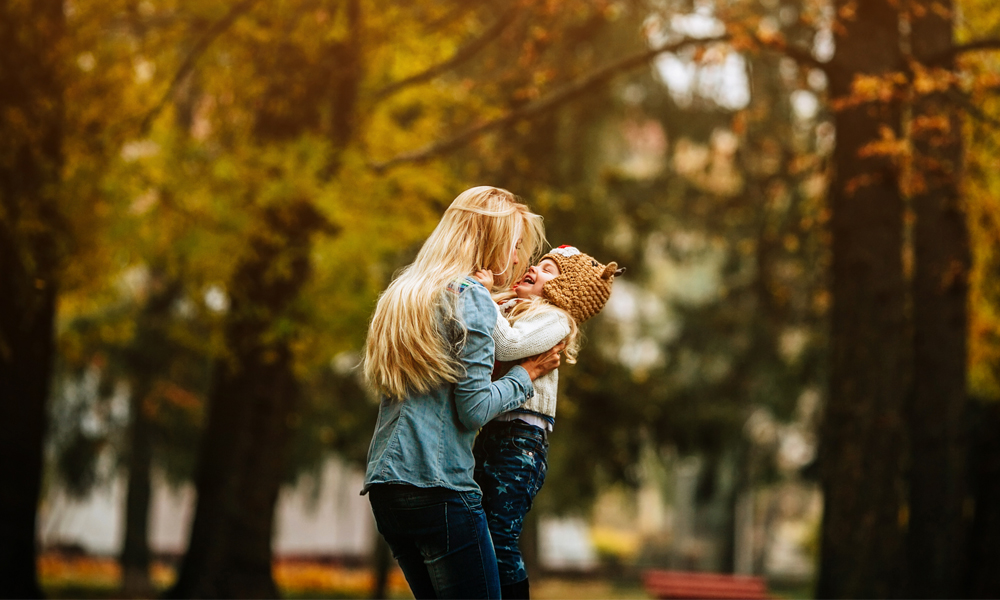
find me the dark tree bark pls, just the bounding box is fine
[905,2,970,597]
[120,381,155,598]
[119,276,183,597]
[169,3,355,594]
[0,0,65,597]
[167,201,332,599]
[965,401,1000,598]
[817,1,908,597]
[370,533,392,600]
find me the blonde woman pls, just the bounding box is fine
[362,186,564,599]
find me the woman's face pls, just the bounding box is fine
[513,258,560,299]
[492,237,521,287]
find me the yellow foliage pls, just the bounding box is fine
[590,526,642,561]
[36,553,409,596]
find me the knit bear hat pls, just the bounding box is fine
[540,245,623,323]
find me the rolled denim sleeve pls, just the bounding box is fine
[453,283,534,431]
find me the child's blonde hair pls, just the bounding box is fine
[492,291,581,365]
[364,186,546,399]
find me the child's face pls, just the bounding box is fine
[513,258,560,299]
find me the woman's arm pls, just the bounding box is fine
[492,309,571,362]
[452,284,556,430]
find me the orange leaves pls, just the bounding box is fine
[905,1,953,20]
[831,58,961,115]
[38,554,121,590]
[968,69,1000,101]
[831,1,859,35]
[931,1,954,19]
[831,72,909,111]
[844,172,887,196]
[858,125,910,161]
[838,1,859,22]
[147,381,202,416]
[726,21,757,53]
[912,114,952,135]
[911,61,959,95]
[36,553,411,597]
[852,122,958,197]
[273,560,409,597]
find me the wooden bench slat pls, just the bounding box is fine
[642,569,770,600]
[645,578,766,588]
[645,584,767,593]
[646,582,767,593]
[649,588,767,600]
[644,571,765,583]
[646,585,767,595]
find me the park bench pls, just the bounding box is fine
[642,569,769,599]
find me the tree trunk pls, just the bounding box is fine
[167,202,329,599]
[817,1,907,597]
[905,2,970,597]
[0,0,64,597]
[370,533,392,600]
[965,401,1000,598]
[119,274,185,597]
[120,382,155,598]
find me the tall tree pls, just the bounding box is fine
[0,0,64,596]
[963,6,1000,590]
[906,1,970,596]
[168,202,333,598]
[117,274,192,597]
[818,1,908,597]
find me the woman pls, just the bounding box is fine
[361,186,562,599]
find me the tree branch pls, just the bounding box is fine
[422,0,490,35]
[138,0,258,135]
[948,89,1000,128]
[368,35,729,172]
[927,37,1000,65]
[746,31,831,73]
[370,7,518,103]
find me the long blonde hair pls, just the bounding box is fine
[492,292,581,364]
[364,186,546,399]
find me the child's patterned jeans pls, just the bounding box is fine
[473,418,549,586]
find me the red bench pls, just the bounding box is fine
[642,569,769,599]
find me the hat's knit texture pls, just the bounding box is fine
[541,245,619,324]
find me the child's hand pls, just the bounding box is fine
[472,269,494,289]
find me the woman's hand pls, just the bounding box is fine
[519,342,566,381]
[472,269,494,289]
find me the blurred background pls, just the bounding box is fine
[2,0,999,598]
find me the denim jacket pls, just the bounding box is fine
[362,277,535,494]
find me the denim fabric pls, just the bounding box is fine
[368,484,501,599]
[363,278,535,495]
[473,419,549,586]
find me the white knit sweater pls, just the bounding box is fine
[490,300,571,419]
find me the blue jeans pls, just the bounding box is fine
[473,419,549,586]
[368,484,501,599]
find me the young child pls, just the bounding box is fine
[473,245,623,600]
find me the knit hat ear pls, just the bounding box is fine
[601,262,618,280]
[540,246,621,323]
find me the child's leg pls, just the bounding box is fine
[473,419,549,590]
